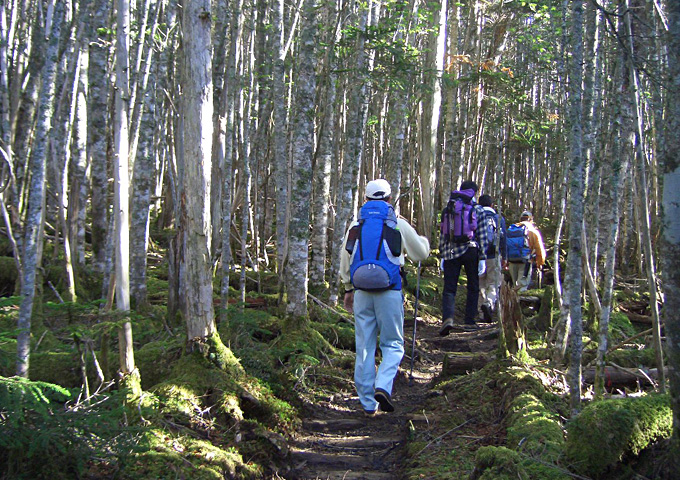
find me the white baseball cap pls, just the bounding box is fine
[365,179,391,200]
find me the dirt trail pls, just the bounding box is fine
[284,312,498,480]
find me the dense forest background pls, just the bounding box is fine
[1,0,680,478]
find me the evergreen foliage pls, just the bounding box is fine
[0,376,138,479]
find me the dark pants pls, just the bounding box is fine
[442,247,480,325]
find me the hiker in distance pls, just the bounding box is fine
[477,194,507,322]
[438,180,491,336]
[506,210,546,292]
[340,179,430,416]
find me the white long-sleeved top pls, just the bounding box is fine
[339,215,430,290]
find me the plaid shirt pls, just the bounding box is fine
[439,203,491,261]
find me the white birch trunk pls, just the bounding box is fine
[115,0,136,376]
[71,38,89,267]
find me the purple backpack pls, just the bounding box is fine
[441,191,478,244]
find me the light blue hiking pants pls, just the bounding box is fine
[353,289,404,412]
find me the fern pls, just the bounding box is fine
[0,376,140,479]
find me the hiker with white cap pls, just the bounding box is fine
[340,179,430,416]
[506,210,546,291]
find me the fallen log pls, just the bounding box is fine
[582,366,663,389]
[622,311,652,325]
[442,352,495,376]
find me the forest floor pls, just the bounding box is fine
[285,305,500,480]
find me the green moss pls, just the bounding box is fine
[0,257,18,296]
[565,393,672,476]
[311,320,354,350]
[146,275,169,304]
[506,393,565,462]
[606,347,657,369]
[474,446,570,480]
[135,338,183,389]
[271,325,336,367]
[153,344,297,434]
[14,352,82,387]
[609,311,637,343]
[119,429,259,480]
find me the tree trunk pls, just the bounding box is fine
[329,1,370,305]
[623,1,665,391]
[181,0,216,344]
[499,284,526,356]
[286,0,316,320]
[16,0,64,378]
[114,0,138,387]
[419,0,446,240]
[309,11,337,288]
[130,82,155,309]
[218,0,243,325]
[661,0,680,473]
[71,37,89,268]
[594,42,628,398]
[272,0,288,285]
[566,0,585,416]
[89,0,112,274]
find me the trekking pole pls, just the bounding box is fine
[409,261,422,387]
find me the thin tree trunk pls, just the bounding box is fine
[329,1,370,305]
[624,1,665,391]
[130,81,155,309]
[114,0,137,386]
[566,0,585,416]
[286,0,316,320]
[419,0,446,240]
[272,0,288,286]
[219,0,243,325]
[89,0,112,273]
[16,0,64,378]
[71,37,89,268]
[309,63,335,287]
[595,100,628,397]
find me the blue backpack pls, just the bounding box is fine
[345,201,402,291]
[506,223,531,261]
[479,208,498,255]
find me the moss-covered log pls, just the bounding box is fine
[565,393,672,476]
[442,352,495,376]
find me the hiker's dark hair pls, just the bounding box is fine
[460,180,478,192]
[479,194,493,207]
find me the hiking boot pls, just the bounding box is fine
[463,323,480,331]
[439,318,455,337]
[374,388,395,413]
[481,304,493,323]
[363,409,376,418]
